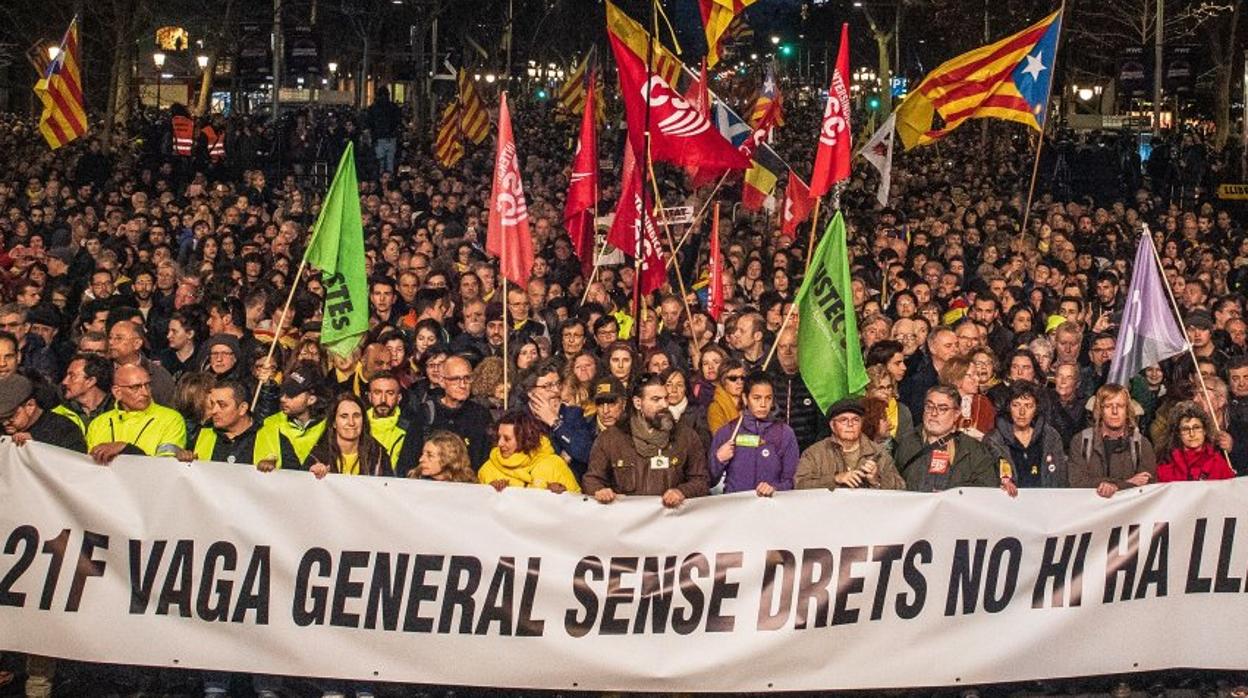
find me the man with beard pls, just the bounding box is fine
[894,385,999,492]
[590,376,627,433]
[255,362,327,470]
[179,381,268,468]
[584,374,710,508]
[366,371,422,477]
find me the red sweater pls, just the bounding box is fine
[1157,444,1235,482]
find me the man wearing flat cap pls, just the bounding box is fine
[0,374,85,453]
[795,398,904,490]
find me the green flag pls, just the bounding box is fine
[304,142,368,359]
[797,210,867,414]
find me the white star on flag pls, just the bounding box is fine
[1021,51,1046,81]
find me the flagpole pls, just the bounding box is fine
[762,197,824,372]
[648,159,704,357]
[1020,4,1066,235]
[1142,224,1223,436]
[668,170,732,268]
[633,0,659,350]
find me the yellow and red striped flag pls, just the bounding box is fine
[34,17,88,150]
[456,70,490,145]
[556,47,606,124]
[896,9,1062,150]
[434,100,465,168]
[700,0,759,68]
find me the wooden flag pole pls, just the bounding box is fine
[647,160,705,356]
[803,197,823,276]
[249,255,309,411]
[761,195,825,372]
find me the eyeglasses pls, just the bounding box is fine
[534,380,560,391]
[444,375,472,384]
[1179,425,1206,434]
[724,374,745,383]
[924,402,958,415]
[116,382,151,391]
[209,350,236,358]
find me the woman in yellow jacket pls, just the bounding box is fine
[479,410,582,493]
[706,359,747,434]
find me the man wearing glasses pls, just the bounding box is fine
[522,359,594,479]
[894,385,999,492]
[84,364,186,464]
[796,398,904,490]
[425,356,491,471]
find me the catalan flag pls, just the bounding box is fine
[557,47,606,124]
[700,0,759,68]
[434,100,465,168]
[606,2,684,88]
[896,9,1062,150]
[748,63,784,129]
[34,17,88,150]
[722,14,753,46]
[456,69,490,145]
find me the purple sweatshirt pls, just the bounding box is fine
[708,413,799,493]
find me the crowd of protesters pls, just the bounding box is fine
[0,82,1246,697]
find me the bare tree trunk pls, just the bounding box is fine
[195,0,234,116]
[861,4,894,115]
[1209,1,1240,151]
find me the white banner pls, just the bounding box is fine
[2,442,1248,691]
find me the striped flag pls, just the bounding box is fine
[34,17,88,150]
[700,0,759,68]
[434,100,465,168]
[722,14,754,45]
[557,47,606,124]
[456,70,490,145]
[896,10,1061,149]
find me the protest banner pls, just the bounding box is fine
[1,442,1247,691]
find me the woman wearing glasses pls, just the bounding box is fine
[707,358,746,434]
[1156,401,1235,482]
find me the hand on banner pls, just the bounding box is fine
[10,432,31,447]
[662,488,686,508]
[174,448,195,463]
[309,462,330,479]
[755,482,775,498]
[1126,472,1152,487]
[256,459,276,473]
[490,479,509,492]
[548,482,568,494]
[1096,481,1119,498]
[835,470,866,488]
[1000,476,1019,498]
[593,487,617,504]
[90,441,127,465]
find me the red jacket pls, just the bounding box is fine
[1157,444,1235,482]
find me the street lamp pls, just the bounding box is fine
[197,54,209,70]
[47,46,60,62]
[153,52,166,109]
[770,35,780,45]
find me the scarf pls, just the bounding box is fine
[629,413,672,458]
[669,398,689,421]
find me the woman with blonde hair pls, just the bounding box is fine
[864,364,913,441]
[560,353,596,414]
[412,430,477,483]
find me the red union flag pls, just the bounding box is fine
[708,203,724,320]
[809,23,852,198]
[608,146,666,296]
[563,74,599,278]
[607,26,749,173]
[486,93,535,286]
[781,171,814,238]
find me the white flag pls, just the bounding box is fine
[860,112,896,207]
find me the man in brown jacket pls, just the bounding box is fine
[583,374,710,508]
[1068,383,1156,497]
[795,399,905,490]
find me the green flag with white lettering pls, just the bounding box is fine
[797,210,868,414]
[304,142,368,359]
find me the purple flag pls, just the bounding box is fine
[1106,230,1189,386]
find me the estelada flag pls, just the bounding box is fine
[896,10,1061,150]
[608,145,666,296]
[781,171,814,238]
[563,73,599,278]
[607,4,749,173]
[34,17,87,150]
[809,23,851,198]
[485,93,535,286]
